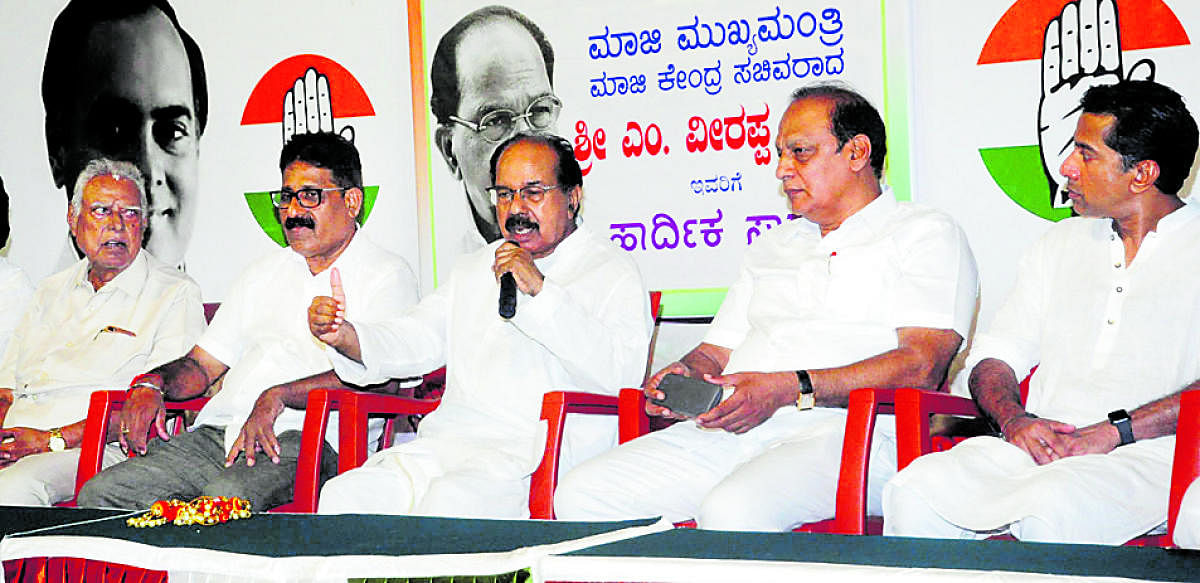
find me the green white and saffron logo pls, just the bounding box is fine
[239,55,378,245]
[978,0,1188,221]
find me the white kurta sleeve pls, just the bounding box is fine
[889,213,979,338]
[331,277,450,386]
[966,234,1049,381]
[0,289,43,390]
[142,280,206,373]
[510,265,650,394]
[703,263,754,351]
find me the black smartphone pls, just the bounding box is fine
[650,373,723,418]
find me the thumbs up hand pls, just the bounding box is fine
[308,268,361,360]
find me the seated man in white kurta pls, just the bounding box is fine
[77,133,418,510]
[0,159,203,506]
[310,134,650,518]
[0,176,35,359]
[554,83,978,531]
[884,80,1200,545]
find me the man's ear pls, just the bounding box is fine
[435,125,462,180]
[67,204,79,240]
[344,187,364,220]
[1130,159,1161,194]
[567,185,583,219]
[845,134,872,173]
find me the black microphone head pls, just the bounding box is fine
[499,272,517,319]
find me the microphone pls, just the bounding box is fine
[499,272,517,319]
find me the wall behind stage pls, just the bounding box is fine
[0,1,419,302]
[2,0,1199,346]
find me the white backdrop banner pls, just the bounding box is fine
[416,1,885,307]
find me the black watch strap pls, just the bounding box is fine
[1108,409,1135,446]
[795,370,814,410]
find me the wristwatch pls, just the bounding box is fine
[795,370,815,410]
[48,427,67,453]
[1108,409,1135,447]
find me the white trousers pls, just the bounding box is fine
[882,435,1174,544]
[318,435,532,519]
[1172,479,1200,548]
[554,408,897,531]
[0,444,124,506]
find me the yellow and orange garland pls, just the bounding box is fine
[127,496,252,528]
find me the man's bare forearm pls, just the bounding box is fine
[151,357,216,400]
[806,328,962,408]
[268,370,353,409]
[1128,389,1183,442]
[968,357,1027,429]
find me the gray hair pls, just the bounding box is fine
[70,159,149,227]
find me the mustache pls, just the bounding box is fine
[505,214,539,232]
[284,215,316,230]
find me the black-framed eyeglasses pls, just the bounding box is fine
[268,187,348,209]
[486,183,561,206]
[448,95,562,143]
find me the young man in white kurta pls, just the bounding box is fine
[884,205,1200,544]
[554,86,978,531]
[883,80,1200,545]
[315,135,650,518]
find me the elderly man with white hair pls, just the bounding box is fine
[0,159,203,506]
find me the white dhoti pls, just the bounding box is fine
[882,435,1174,544]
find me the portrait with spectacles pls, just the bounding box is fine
[431,6,561,252]
[449,95,561,144]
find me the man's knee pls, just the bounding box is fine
[200,472,278,509]
[553,460,637,521]
[696,480,796,532]
[77,467,130,509]
[417,473,527,519]
[318,467,411,515]
[0,470,54,507]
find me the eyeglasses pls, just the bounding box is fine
[88,204,143,222]
[268,187,347,209]
[486,183,561,206]
[448,95,563,143]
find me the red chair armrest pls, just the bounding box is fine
[617,387,650,444]
[286,388,440,513]
[72,390,211,502]
[894,388,981,471]
[830,387,897,535]
[1169,389,1200,543]
[530,391,622,519]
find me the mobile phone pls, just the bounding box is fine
[650,373,723,418]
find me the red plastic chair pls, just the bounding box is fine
[596,381,900,534]
[527,291,662,519]
[1167,389,1200,546]
[889,366,1172,546]
[275,383,439,512]
[66,370,444,512]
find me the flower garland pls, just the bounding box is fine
[127,496,252,528]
